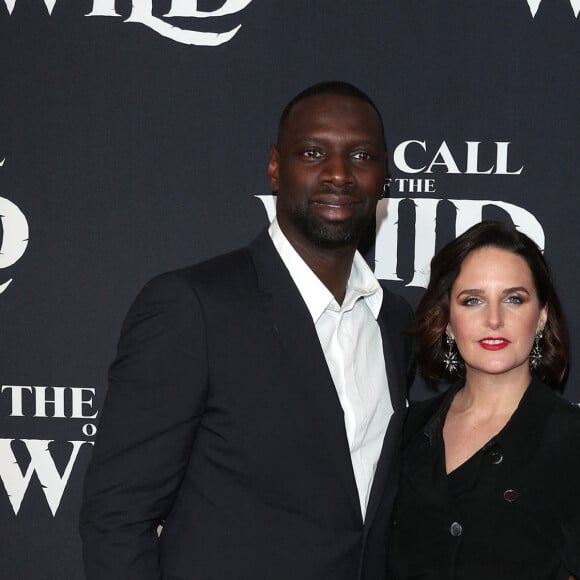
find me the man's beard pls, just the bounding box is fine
[289,206,371,249]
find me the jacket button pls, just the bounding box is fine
[490,451,503,464]
[449,522,463,537]
[503,489,519,503]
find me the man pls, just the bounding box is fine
[80,81,415,580]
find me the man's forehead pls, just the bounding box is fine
[282,94,384,141]
[289,93,377,119]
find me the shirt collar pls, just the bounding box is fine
[269,218,383,323]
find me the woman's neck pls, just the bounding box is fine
[455,368,532,418]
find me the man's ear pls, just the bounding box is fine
[268,144,280,193]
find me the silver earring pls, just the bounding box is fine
[443,334,460,374]
[529,330,543,370]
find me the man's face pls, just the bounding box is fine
[268,93,387,250]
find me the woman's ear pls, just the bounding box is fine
[445,325,454,340]
[538,305,548,333]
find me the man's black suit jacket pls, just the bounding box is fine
[80,230,415,580]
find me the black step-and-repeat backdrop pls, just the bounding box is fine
[1,1,579,578]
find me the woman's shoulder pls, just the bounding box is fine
[533,379,580,421]
[535,384,580,464]
[546,387,580,434]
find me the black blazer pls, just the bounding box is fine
[389,378,580,579]
[80,230,415,580]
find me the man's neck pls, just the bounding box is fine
[286,236,357,305]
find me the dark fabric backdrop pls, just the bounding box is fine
[1,1,579,578]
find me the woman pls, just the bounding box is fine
[388,221,579,579]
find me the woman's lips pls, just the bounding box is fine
[478,337,511,351]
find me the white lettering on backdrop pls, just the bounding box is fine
[256,139,545,289]
[0,159,30,295]
[0,386,99,516]
[0,439,90,516]
[2,0,255,45]
[5,0,577,47]
[527,0,580,17]
[393,141,524,175]
[256,195,544,291]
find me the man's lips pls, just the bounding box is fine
[478,337,511,351]
[310,194,360,207]
[309,194,361,220]
[312,201,356,207]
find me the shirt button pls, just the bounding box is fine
[449,522,463,537]
[503,489,519,503]
[490,451,503,464]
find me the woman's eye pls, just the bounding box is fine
[506,295,524,304]
[462,297,481,306]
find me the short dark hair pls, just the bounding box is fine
[277,81,386,147]
[415,221,569,387]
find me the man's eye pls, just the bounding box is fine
[353,151,372,160]
[303,149,323,159]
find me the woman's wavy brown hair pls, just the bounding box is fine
[416,221,569,387]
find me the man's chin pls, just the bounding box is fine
[285,209,372,249]
[303,220,366,249]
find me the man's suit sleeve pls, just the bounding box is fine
[79,271,208,580]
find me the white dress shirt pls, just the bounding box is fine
[269,218,393,519]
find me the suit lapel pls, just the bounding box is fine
[364,303,409,528]
[249,231,362,522]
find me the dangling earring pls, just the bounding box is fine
[443,333,460,375]
[529,330,543,370]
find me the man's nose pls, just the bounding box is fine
[322,154,354,186]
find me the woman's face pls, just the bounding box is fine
[447,246,548,384]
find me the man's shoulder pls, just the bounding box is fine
[146,242,259,296]
[377,282,414,321]
[121,244,264,332]
[379,282,411,306]
[180,245,254,284]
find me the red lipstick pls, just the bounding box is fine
[479,337,511,351]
